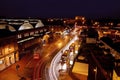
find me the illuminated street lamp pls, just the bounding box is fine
[94,67,97,80]
[51,28,54,32]
[75,45,79,54]
[63,20,66,26]
[57,42,62,48]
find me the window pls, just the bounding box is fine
[44,29,47,31]
[35,31,39,34]
[40,30,43,33]
[30,32,34,36]
[18,34,22,39]
[24,33,29,37]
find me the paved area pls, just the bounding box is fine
[0,43,45,80]
[0,37,79,80]
[0,53,33,80]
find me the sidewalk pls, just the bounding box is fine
[0,38,78,80]
[0,53,33,80]
[0,43,51,80]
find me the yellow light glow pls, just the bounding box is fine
[8,48,11,51]
[75,16,79,20]
[58,42,62,48]
[82,17,85,20]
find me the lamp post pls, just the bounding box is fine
[94,67,97,80]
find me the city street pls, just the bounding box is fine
[0,33,72,80]
[0,52,33,80]
[33,35,72,80]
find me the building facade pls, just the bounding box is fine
[0,18,65,71]
[0,30,19,71]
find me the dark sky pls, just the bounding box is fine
[0,0,120,18]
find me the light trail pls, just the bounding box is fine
[49,35,78,80]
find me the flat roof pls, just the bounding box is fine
[72,62,88,76]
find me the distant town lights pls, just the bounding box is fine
[82,17,85,20]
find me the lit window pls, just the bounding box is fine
[18,34,22,39]
[35,31,39,34]
[40,30,43,33]
[24,33,29,37]
[44,29,47,31]
[30,32,34,36]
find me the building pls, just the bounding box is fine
[0,18,65,71]
[16,20,46,58]
[86,28,98,44]
[0,29,19,71]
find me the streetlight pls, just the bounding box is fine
[51,28,54,32]
[94,67,97,80]
[57,42,62,48]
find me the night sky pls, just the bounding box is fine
[0,0,120,18]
